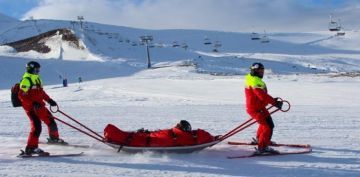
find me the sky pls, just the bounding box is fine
[0,0,359,32]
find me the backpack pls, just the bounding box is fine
[11,77,33,107]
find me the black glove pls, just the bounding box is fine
[274,99,283,109]
[47,99,57,106]
[33,102,42,110]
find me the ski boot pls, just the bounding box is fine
[251,137,277,145]
[254,146,280,155]
[254,147,265,155]
[263,146,280,154]
[19,147,50,157]
[47,137,68,145]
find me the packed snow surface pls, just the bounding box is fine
[1,66,359,177]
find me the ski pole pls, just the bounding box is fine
[50,105,105,140]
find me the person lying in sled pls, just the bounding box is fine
[104,120,215,147]
[244,62,283,154]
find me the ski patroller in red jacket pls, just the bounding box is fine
[245,74,276,115]
[18,72,51,110]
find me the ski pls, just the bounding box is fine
[17,151,84,158]
[228,141,311,148]
[228,149,312,159]
[39,141,90,148]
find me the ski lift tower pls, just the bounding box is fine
[78,16,84,29]
[140,35,153,68]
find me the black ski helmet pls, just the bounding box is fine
[177,120,192,132]
[26,61,41,74]
[250,62,264,78]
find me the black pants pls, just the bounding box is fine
[266,116,275,139]
[26,108,58,148]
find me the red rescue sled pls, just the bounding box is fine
[50,100,293,154]
[103,123,220,153]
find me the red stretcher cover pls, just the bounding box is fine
[104,124,215,147]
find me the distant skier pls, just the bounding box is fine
[18,61,66,155]
[78,77,82,84]
[245,62,283,154]
[62,78,68,87]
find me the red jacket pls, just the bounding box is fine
[18,72,50,110]
[245,74,275,112]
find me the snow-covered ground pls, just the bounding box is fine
[1,13,360,176]
[0,66,359,177]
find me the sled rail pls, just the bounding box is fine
[106,140,220,153]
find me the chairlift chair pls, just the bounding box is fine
[251,32,260,40]
[156,43,165,48]
[212,41,221,52]
[214,41,222,48]
[329,21,341,31]
[336,30,345,36]
[204,37,212,45]
[261,36,270,43]
[328,14,341,31]
[149,43,155,48]
[335,19,345,36]
[182,43,188,49]
[261,31,270,43]
[172,41,180,47]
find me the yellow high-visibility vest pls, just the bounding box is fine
[19,72,43,92]
[245,73,266,89]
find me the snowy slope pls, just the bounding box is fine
[0,18,359,81]
[0,56,141,89]
[0,12,19,34]
[0,66,359,177]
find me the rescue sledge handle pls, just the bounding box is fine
[50,105,106,144]
[218,98,290,142]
